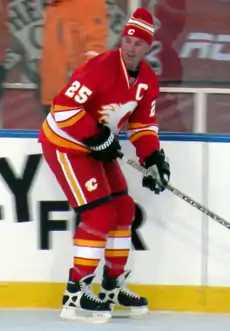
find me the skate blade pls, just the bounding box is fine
[60,306,111,324]
[112,306,149,319]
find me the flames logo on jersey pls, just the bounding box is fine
[98,101,138,133]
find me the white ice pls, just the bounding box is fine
[1,310,230,331]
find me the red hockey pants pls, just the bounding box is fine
[42,143,135,279]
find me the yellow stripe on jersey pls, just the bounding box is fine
[56,151,87,206]
[42,120,90,152]
[57,151,87,206]
[74,239,106,248]
[58,110,86,128]
[129,130,158,143]
[128,122,158,130]
[51,105,78,117]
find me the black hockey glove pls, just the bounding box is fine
[142,149,170,194]
[83,123,121,162]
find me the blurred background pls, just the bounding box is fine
[0,0,230,133]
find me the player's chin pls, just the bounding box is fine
[124,57,137,70]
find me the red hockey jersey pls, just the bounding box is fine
[39,49,160,163]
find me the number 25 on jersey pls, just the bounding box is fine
[65,81,92,104]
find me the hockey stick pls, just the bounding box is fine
[118,151,230,230]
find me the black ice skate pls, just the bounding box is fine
[60,269,111,323]
[98,269,149,317]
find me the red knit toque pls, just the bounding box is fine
[122,8,154,45]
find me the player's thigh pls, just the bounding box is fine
[103,159,128,195]
[42,144,111,210]
[103,160,135,229]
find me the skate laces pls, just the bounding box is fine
[121,286,140,299]
[82,282,103,303]
[117,275,140,299]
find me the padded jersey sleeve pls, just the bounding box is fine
[50,59,101,142]
[127,81,160,163]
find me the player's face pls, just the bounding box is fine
[121,36,150,71]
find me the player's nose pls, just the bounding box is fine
[126,43,135,54]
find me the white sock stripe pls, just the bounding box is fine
[128,18,154,33]
[74,245,105,259]
[106,237,131,250]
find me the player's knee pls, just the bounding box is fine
[77,200,117,236]
[113,194,135,227]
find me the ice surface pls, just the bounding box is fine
[1,309,230,331]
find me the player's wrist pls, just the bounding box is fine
[83,123,115,150]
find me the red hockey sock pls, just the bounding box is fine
[104,195,135,278]
[104,228,132,277]
[71,200,116,281]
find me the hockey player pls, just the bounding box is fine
[38,7,170,323]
